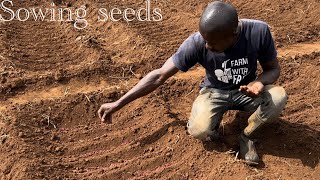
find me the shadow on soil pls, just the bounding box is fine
[202,111,320,169]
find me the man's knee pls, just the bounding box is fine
[265,85,288,110]
[187,90,213,141]
[187,122,211,141]
[257,85,288,123]
[187,87,226,141]
[188,108,224,141]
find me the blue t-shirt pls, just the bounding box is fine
[171,19,277,90]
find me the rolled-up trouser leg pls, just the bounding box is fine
[187,88,228,141]
[243,85,288,137]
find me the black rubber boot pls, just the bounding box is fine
[239,133,260,165]
[205,130,221,142]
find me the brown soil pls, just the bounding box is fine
[0,0,319,179]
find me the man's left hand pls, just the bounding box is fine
[239,81,264,98]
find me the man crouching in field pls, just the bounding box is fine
[98,1,288,165]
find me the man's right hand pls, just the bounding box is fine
[98,102,120,124]
[97,57,179,124]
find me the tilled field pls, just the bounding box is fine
[0,0,319,179]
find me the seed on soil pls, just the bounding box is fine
[149,147,154,152]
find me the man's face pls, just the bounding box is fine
[201,32,235,53]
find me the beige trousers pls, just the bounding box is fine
[187,85,288,140]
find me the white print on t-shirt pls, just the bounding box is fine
[214,59,232,83]
[214,57,249,84]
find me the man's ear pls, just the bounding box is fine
[233,21,241,36]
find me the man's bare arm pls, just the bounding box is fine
[256,58,280,85]
[98,57,179,123]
